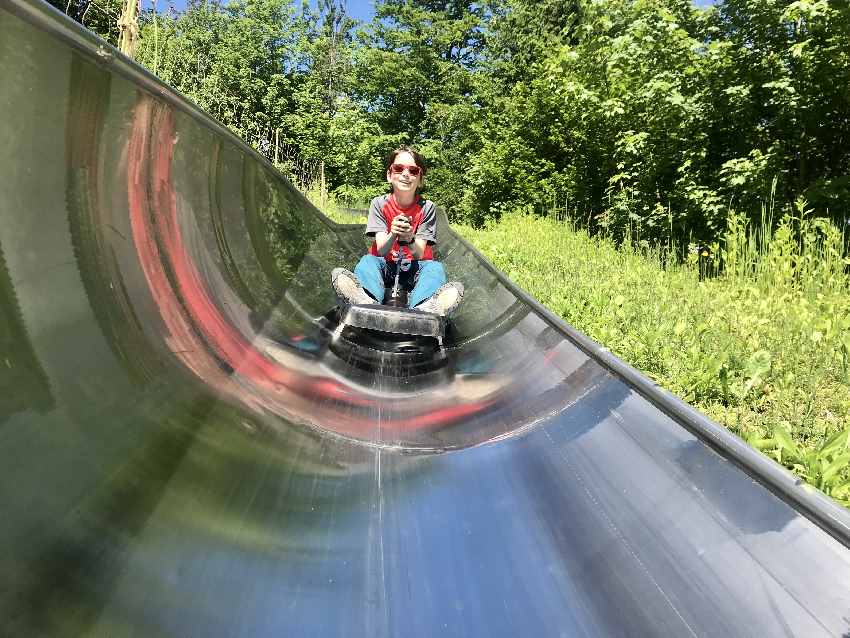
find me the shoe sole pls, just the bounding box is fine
[333,270,372,305]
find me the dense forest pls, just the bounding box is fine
[50,0,850,246]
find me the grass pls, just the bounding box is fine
[304,187,368,225]
[456,202,850,505]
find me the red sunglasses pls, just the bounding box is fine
[389,163,422,176]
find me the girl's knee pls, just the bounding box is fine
[355,254,383,275]
[421,260,445,276]
[357,254,382,268]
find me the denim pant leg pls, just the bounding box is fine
[354,254,386,302]
[409,260,446,308]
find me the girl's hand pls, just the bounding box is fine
[391,215,411,235]
[391,216,414,242]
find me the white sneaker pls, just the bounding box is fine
[332,268,374,305]
[416,282,464,316]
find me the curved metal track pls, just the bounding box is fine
[2,1,850,635]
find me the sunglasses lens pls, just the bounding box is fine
[391,164,421,176]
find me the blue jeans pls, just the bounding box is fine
[354,255,446,308]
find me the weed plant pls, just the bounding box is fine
[457,203,850,505]
[304,188,368,225]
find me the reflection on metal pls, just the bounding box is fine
[0,239,54,419]
[2,0,850,636]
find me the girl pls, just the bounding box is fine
[331,147,463,316]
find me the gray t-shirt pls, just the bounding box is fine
[366,194,437,245]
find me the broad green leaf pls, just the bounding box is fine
[773,426,803,462]
[819,428,850,456]
[822,454,850,486]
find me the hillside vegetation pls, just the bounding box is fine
[460,206,850,504]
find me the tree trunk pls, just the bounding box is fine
[117,0,139,58]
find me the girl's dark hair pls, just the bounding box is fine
[385,146,427,177]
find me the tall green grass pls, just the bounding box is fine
[457,203,850,505]
[304,187,368,225]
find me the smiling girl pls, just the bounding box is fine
[331,147,463,316]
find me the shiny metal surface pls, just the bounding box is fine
[2,2,850,636]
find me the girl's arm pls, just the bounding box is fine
[409,238,428,259]
[374,216,415,256]
[375,233,426,258]
[373,231,396,256]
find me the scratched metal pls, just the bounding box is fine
[2,2,850,636]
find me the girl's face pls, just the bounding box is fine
[386,151,423,197]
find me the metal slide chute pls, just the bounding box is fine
[2,1,850,636]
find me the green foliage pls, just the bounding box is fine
[485,0,583,84]
[50,0,850,245]
[288,0,360,179]
[354,0,486,135]
[695,0,850,224]
[348,0,491,206]
[459,208,850,504]
[465,0,718,236]
[461,0,850,245]
[306,188,368,224]
[136,0,308,156]
[44,0,124,45]
[133,0,383,194]
[751,425,850,503]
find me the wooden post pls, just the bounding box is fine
[320,160,326,209]
[118,0,140,58]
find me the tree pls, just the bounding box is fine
[44,0,124,46]
[354,0,487,135]
[484,0,583,87]
[136,0,308,165]
[288,0,360,188]
[704,0,850,221]
[464,0,716,240]
[348,0,492,210]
